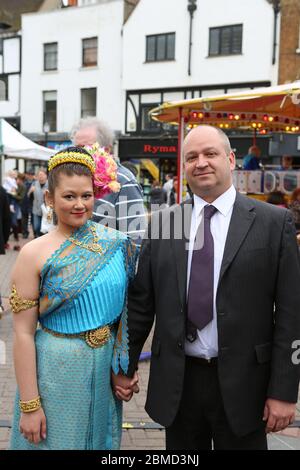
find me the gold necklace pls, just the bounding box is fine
[58,225,103,254]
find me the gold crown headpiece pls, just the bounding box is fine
[48,150,96,174]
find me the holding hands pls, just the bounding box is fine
[111,371,139,402]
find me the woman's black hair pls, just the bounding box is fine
[48,146,93,194]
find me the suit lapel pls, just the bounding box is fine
[171,199,193,307]
[219,192,256,283]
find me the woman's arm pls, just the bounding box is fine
[11,244,46,445]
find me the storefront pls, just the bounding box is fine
[118,134,271,183]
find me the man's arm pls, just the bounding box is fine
[126,229,155,376]
[264,210,300,432]
[268,210,300,400]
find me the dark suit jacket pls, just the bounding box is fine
[0,186,11,254]
[127,192,300,437]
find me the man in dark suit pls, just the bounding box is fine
[114,125,300,449]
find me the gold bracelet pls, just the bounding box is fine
[19,396,41,413]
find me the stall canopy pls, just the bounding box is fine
[149,81,300,132]
[0,118,54,161]
[149,81,300,201]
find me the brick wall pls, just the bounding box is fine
[278,0,300,83]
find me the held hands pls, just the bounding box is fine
[111,371,139,402]
[263,398,296,433]
[19,407,47,444]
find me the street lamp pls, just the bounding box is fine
[43,121,50,147]
[187,0,197,76]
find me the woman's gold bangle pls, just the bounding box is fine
[19,396,41,413]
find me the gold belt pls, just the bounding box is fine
[41,325,112,349]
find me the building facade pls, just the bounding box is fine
[0,33,21,129]
[21,0,124,150]
[120,0,280,183]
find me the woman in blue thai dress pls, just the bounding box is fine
[9,145,138,450]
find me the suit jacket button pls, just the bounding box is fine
[178,342,183,349]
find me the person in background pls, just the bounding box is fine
[163,173,174,206]
[289,188,300,232]
[0,184,11,316]
[121,161,139,179]
[169,176,178,206]
[266,191,287,208]
[9,173,26,252]
[29,169,48,238]
[149,180,167,211]
[22,171,35,239]
[71,117,146,243]
[242,146,261,170]
[40,195,55,235]
[280,155,294,171]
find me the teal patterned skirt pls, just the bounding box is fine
[10,329,122,450]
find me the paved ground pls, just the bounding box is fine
[0,233,300,450]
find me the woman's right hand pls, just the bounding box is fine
[19,407,47,445]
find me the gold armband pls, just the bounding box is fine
[9,284,39,314]
[19,396,41,413]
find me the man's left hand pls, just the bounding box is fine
[263,398,296,433]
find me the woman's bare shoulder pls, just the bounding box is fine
[18,233,54,259]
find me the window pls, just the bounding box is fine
[43,91,57,131]
[44,43,58,71]
[81,88,97,117]
[209,25,243,56]
[0,76,7,101]
[141,104,161,132]
[146,33,175,62]
[82,37,98,67]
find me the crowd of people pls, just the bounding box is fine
[1,121,300,450]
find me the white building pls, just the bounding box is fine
[21,0,124,149]
[0,33,21,129]
[120,0,280,176]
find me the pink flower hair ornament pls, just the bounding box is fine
[84,143,120,199]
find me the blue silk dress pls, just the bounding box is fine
[10,221,137,450]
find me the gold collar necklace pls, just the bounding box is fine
[57,224,103,254]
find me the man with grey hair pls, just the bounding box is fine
[71,117,146,242]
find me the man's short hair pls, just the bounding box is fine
[70,117,114,148]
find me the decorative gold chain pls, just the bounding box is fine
[19,396,41,413]
[9,285,39,314]
[68,225,103,254]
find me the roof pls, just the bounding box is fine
[149,82,300,134]
[0,0,59,32]
[123,0,140,23]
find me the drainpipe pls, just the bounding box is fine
[187,0,197,76]
[272,0,280,65]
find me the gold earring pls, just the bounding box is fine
[47,206,53,223]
